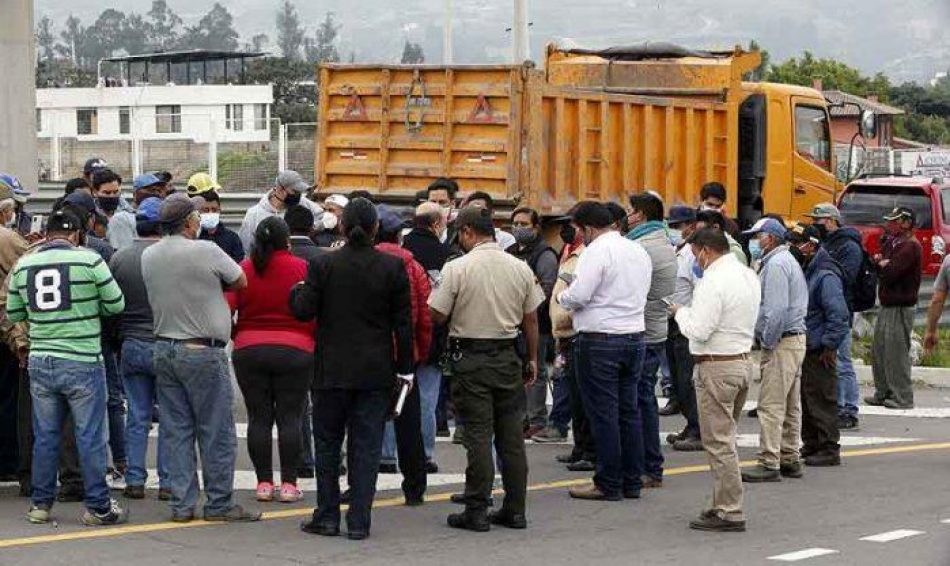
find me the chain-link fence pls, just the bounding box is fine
[37,118,317,192]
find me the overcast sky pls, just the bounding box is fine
[35,0,950,83]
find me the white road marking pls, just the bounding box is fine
[147,426,918,448]
[739,401,950,419]
[859,529,925,543]
[768,548,839,562]
[134,470,469,492]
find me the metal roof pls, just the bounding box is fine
[824,90,905,117]
[101,50,265,65]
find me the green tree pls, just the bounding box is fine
[58,15,87,67]
[400,40,425,64]
[245,56,316,123]
[146,0,183,51]
[744,40,769,82]
[84,9,131,62]
[304,12,340,64]
[894,113,950,145]
[245,33,269,53]
[276,1,305,60]
[178,3,239,51]
[35,16,57,63]
[767,51,890,100]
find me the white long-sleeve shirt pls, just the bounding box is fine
[557,231,651,334]
[674,253,761,356]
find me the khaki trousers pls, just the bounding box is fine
[695,358,751,522]
[756,334,806,469]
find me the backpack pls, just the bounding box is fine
[851,249,879,312]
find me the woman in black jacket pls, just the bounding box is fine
[290,198,414,541]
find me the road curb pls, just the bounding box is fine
[855,364,950,388]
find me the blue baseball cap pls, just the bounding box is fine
[133,173,163,191]
[64,191,97,214]
[135,197,162,222]
[0,173,28,203]
[743,217,787,240]
[667,205,697,226]
[377,204,410,235]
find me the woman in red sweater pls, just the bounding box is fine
[227,217,315,503]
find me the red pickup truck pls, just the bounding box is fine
[837,175,950,276]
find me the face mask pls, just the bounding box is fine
[513,227,536,245]
[748,238,763,261]
[789,244,805,267]
[97,196,120,213]
[814,223,828,240]
[440,206,452,223]
[692,250,705,279]
[200,212,220,231]
[283,192,302,207]
[322,213,338,231]
[4,211,16,228]
[700,203,722,212]
[668,229,683,247]
[560,224,576,246]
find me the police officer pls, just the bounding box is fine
[429,206,544,532]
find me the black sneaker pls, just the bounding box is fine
[158,488,172,501]
[804,453,841,467]
[123,485,145,499]
[672,437,704,452]
[863,395,886,407]
[203,504,262,522]
[837,415,860,431]
[301,518,340,537]
[450,492,494,507]
[779,461,804,479]
[447,510,490,532]
[57,486,84,503]
[81,499,129,526]
[425,460,439,474]
[566,459,596,472]
[741,465,781,483]
[488,509,527,529]
[555,453,579,464]
[689,510,745,532]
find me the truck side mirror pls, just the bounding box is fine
[859,110,877,139]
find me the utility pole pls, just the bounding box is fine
[0,0,38,192]
[443,0,453,64]
[512,0,530,63]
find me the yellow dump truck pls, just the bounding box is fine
[314,42,855,226]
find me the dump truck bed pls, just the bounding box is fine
[315,59,739,214]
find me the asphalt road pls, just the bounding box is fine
[1,385,950,565]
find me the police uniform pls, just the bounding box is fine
[429,240,544,518]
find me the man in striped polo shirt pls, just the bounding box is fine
[7,210,128,526]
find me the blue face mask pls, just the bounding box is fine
[691,250,705,279]
[748,238,763,261]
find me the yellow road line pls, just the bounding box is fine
[0,440,948,550]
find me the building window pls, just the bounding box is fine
[794,105,831,171]
[254,104,268,130]
[226,104,244,131]
[77,108,98,135]
[35,109,42,133]
[156,105,181,134]
[119,107,131,135]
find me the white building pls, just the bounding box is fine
[36,84,274,144]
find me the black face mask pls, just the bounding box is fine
[283,192,302,207]
[559,224,576,246]
[814,223,829,241]
[97,196,120,213]
[789,245,809,268]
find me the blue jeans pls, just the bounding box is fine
[381,422,397,465]
[636,343,666,480]
[417,364,442,461]
[837,331,859,418]
[574,332,645,496]
[154,342,236,517]
[29,355,110,512]
[103,340,126,465]
[549,365,572,434]
[122,338,167,488]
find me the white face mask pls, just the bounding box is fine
[4,211,16,228]
[199,212,220,231]
[322,212,339,231]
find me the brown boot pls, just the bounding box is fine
[568,483,621,501]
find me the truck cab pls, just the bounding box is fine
[737,83,840,228]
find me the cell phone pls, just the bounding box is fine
[30,215,46,234]
[559,272,575,285]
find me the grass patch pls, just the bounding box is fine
[852,325,950,368]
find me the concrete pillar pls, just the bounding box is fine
[0,0,37,191]
[512,0,530,63]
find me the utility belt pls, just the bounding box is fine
[441,337,516,377]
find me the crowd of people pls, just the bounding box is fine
[0,160,931,538]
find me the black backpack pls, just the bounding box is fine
[851,249,879,312]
